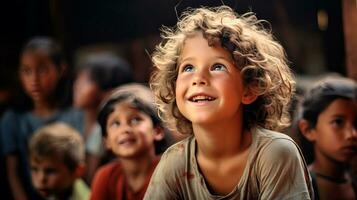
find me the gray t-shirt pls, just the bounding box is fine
[144,128,313,200]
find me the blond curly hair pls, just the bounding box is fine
[151,6,295,135]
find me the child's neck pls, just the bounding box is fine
[311,149,349,179]
[53,184,74,200]
[193,118,251,160]
[32,100,58,117]
[120,152,156,192]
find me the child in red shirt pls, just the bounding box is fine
[90,83,174,200]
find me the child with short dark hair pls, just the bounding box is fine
[90,83,174,200]
[73,53,133,183]
[29,122,90,200]
[298,76,357,200]
[144,6,313,199]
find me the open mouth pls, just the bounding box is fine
[118,137,136,145]
[342,146,357,154]
[189,95,216,102]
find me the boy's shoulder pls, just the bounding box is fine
[72,179,90,200]
[253,128,302,161]
[1,109,27,121]
[254,127,294,143]
[58,107,84,119]
[155,135,195,173]
[162,135,194,157]
[95,161,123,179]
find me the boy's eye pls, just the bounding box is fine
[130,116,142,126]
[211,63,227,71]
[110,120,120,128]
[331,118,344,127]
[44,168,58,175]
[20,68,32,75]
[182,64,195,72]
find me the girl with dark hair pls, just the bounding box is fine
[0,37,84,200]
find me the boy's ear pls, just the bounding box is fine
[73,163,86,178]
[242,87,258,105]
[298,119,316,142]
[153,126,164,141]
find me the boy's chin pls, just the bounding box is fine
[37,189,52,198]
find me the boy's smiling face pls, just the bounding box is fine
[105,101,163,159]
[175,32,254,126]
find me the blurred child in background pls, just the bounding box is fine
[90,83,174,200]
[73,53,133,184]
[0,37,84,200]
[29,123,90,200]
[298,76,357,200]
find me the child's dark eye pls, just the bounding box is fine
[331,118,344,127]
[44,168,58,175]
[20,68,32,75]
[211,63,227,71]
[182,64,195,72]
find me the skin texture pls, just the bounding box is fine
[19,51,62,106]
[176,32,245,126]
[30,158,79,199]
[105,101,163,159]
[175,32,256,195]
[102,101,163,192]
[312,99,357,164]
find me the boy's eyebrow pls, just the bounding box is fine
[178,56,233,66]
[330,113,346,118]
[178,57,194,64]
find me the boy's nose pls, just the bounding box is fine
[119,123,133,135]
[38,172,47,184]
[346,125,357,141]
[29,72,40,84]
[192,71,208,86]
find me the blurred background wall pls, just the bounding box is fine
[0,0,355,108]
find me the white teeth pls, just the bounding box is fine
[191,95,215,102]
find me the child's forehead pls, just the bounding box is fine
[30,155,63,166]
[178,32,235,65]
[21,51,51,64]
[111,100,146,115]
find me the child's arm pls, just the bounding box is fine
[7,155,28,200]
[257,138,313,199]
[1,111,28,200]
